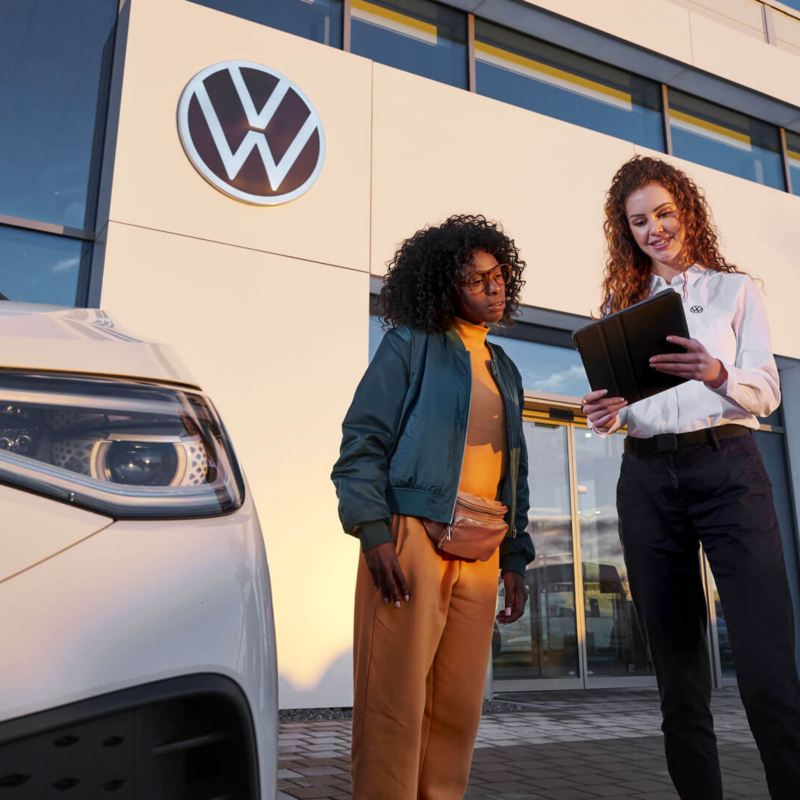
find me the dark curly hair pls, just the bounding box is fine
[601,156,740,315]
[378,214,526,332]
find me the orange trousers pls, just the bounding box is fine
[352,516,499,800]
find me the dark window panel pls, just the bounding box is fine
[668,89,785,190]
[351,0,467,88]
[475,20,664,151]
[0,1,117,231]
[189,0,343,47]
[0,226,91,306]
[787,130,800,197]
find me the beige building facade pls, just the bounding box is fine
[6,0,799,708]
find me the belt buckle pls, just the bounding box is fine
[654,433,678,453]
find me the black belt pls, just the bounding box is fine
[624,424,752,455]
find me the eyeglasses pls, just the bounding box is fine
[461,263,510,295]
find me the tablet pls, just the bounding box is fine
[573,289,691,405]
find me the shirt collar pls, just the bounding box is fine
[650,264,707,290]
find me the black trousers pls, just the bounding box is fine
[617,432,800,800]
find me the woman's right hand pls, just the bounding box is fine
[582,389,627,433]
[364,542,410,608]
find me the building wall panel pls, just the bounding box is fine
[108,0,372,272]
[101,221,365,708]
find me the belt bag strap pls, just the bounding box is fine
[422,492,508,561]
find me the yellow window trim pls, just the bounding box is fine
[351,0,438,43]
[474,40,632,111]
[669,108,752,150]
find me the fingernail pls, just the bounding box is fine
[394,601,401,608]
[504,607,512,616]
[383,597,389,604]
[404,594,410,602]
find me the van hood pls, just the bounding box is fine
[0,303,198,388]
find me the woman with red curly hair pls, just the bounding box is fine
[582,156,800,800]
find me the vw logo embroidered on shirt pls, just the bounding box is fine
[177,61,325,205]
[690,305,704,314]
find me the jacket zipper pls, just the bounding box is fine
[449,352,472,532]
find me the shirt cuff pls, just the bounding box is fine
[358,519,393,551]
[706,362,734,399]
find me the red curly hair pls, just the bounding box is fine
[600,156,739,315]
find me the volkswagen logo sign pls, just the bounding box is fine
[177,61,325,205]
[690,305,704,314]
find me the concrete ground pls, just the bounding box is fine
[277,688,771,799]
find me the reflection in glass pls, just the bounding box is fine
[787,131,800,198]
[368,313,385,361]
[369,317,592,400]
[707,570,735,679]
[351,0,467,88]
[0,1,117,230]
[0,226,90,306]
[668,90,785,190]
[190,0,343,46]
[487,335,590,399]
[493,422,579,680]
[574,428,652,677]
[702,430,798,682]
[475,20,664,149]
[755,429,800,667]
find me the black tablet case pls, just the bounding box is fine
[573,289,691,404]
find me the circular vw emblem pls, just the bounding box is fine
[177,61,325,205]
[690,305,704,314]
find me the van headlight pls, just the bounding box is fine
[0,372,244,518]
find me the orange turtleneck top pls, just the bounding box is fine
[451,317,508,501]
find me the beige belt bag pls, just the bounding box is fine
[422,491,508,561]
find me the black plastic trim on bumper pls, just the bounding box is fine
[0,673,262,798]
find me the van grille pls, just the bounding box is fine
[0,676,259,799]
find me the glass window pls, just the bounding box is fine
[710,428,800,679]
[189,0,343,47]
[787,130,800,197]
[668,89,785,190]
[778,0,800,10]
[495,421,580,681]
[0,226,91,306]
[371,317,591,398]
[488,335,590,398]
[475,20,664,150]
[351,0,467,88]
[575,428,652,678]
[0,1,117,231]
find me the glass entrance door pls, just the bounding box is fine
[492,409,655,691]
[492,421,581,689]
[574,428,653,686]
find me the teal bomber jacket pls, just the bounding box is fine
[331,325,535,576]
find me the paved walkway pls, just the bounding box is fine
[277,688,771,799]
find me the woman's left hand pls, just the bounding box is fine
[497,571,528,625]
[650,335,727,388]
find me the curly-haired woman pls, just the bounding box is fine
[583,156,800,800]
[332,214,535,799]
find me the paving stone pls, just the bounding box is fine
[277,688,770,798]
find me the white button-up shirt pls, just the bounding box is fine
[609,265,780,438]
